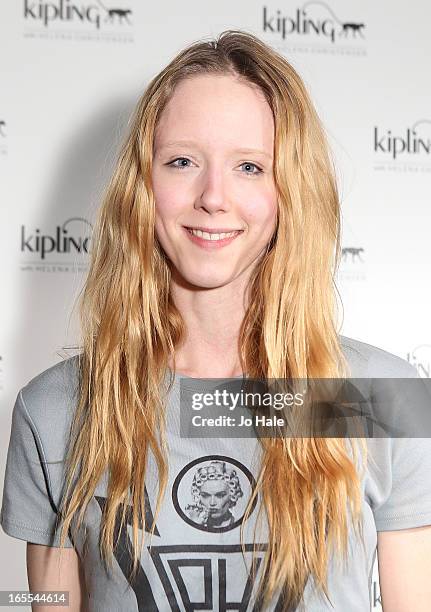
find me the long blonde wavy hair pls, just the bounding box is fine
[58,29,366,610]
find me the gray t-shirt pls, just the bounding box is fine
[2,335,431,611]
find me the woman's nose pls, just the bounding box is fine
[196,167,230,214]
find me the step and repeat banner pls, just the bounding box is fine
[0,1,430,609]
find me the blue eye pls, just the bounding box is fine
[240,162,263,176]
[168,157,191,170]
[166,158,263,176]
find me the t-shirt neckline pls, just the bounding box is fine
[166,367,246,381]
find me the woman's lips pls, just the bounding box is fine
[183,227,244,249]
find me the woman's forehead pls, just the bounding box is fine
[201,479,229,490]
[154,74,274,152]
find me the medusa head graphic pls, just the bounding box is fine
[184,460,244,529]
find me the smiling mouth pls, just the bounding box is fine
[184,227,244,241]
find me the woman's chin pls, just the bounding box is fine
[176,270,238,290]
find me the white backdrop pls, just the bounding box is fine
[1,1,430,609]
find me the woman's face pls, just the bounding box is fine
[199,480,231,517]
[151,74,278,289]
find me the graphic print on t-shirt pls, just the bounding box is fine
[95,454,298,611]
[172,455,257,533]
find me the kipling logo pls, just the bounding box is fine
[338,243,366,283]
[374,120,431,160]
[263,1,366,44]
[23,0,133,29]
[20,217,93,260]
[341,246,364,264]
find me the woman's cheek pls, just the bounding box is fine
[241,197,276,229]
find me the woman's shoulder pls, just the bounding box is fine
[16,354,81,455]
[339,335,417,378]
[21,353,80,397]
[1,355,82,546]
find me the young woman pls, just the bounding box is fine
[2,29,431,612]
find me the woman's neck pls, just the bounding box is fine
[168,271,250,378]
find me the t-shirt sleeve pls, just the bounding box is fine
[372,366,431,531]
[373,437,431,531]
[0,389,74,547]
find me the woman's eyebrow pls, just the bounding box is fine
[159,140,273,160]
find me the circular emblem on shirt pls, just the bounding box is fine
[171,455,257,533]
